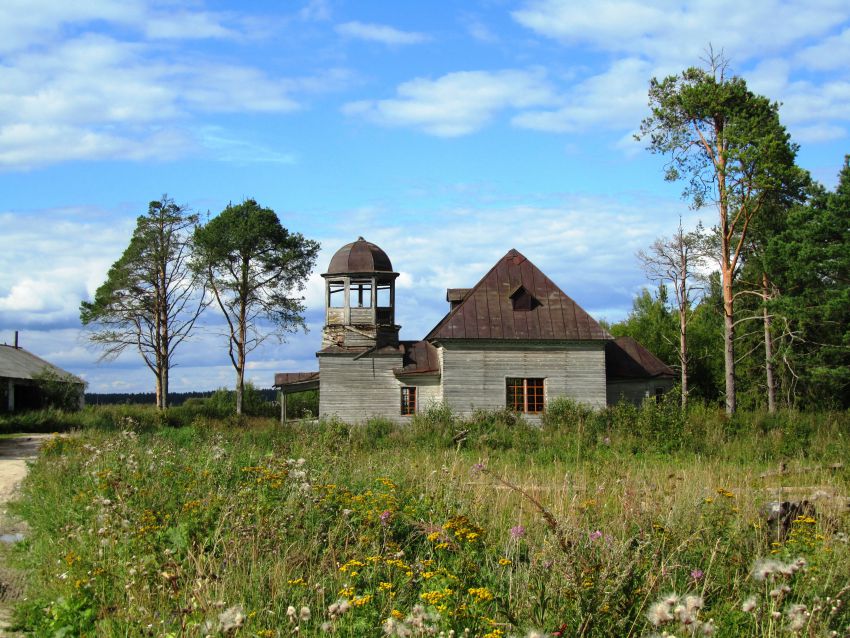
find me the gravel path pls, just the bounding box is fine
[0,434,49,635]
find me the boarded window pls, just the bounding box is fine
[401,386,416,416]
[506,378,545,414]
[328,281,345,308]
[351,280,372,308]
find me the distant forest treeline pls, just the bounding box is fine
[86,389,279,406]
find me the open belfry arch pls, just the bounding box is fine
[274,239,674,423]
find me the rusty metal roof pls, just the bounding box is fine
[394,340,440,376]
[446,288,471,303]
[425,249,611,341]
[605,337,674,380]
[325,237,394,275]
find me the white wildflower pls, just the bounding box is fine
[751,558,782,581]
[647,599,675,626]
[787,604,808,632]
[742,596,758,613]
[218,605,245,632]
[300,606,311,621]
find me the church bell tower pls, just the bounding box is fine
[321,237,400,349]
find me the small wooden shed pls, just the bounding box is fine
[0,337,85,412]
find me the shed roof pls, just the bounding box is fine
[273,371,320,393]
[425,249,611,341]
[605,336,675,380]
[0,345,84,384]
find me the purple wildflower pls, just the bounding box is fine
[471,463,486,473]
[589,529,603,542]
[510,525,526,539]
[690,568,704,581]
[380,510,391,526]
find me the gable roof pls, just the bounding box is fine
[0,344,84,383]
[605,336,675,380]
[425,249,611,341]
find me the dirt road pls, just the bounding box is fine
[0,434,48,635]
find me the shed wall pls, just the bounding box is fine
[319,355,400,422]
[607,378,674,406]
[318,355,441,423]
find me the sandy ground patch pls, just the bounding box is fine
[0,434,49,635]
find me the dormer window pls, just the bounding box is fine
[509,285,540,311]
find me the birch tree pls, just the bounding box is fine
[637,219,707,408]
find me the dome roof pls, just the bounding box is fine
[326,237,394,274]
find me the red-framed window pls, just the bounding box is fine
[506,378,545,414]
[401,386,417,416]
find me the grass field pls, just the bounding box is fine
[8,401,850,637]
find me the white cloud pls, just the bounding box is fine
[512,58,652,133]
[0,208,134,325]
[796,26,850,70]
[336,21,429,45]
[0,3,340,170]
[142,10,240,40]
[197,127,298,165]
[512,0,850,66]
[790,123,847,143]
[0,124,192,170]
[299,0,332,22]
[464,18,499,43]
[511,0,850,148]
[343,69,558,136]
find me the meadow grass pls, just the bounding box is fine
[8,401,850,637]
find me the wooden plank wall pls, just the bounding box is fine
[318,355,442,423]
[439,341,607,417]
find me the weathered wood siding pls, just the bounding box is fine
[606,378,674,406]
[318,354,442,423]
[406,376,442,413]
[439,341,607,417]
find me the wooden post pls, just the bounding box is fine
[279,389,285,425]
[7,379,14,412]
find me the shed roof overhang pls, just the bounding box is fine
[273,372,320,394]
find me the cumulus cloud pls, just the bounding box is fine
[509,0,850,147]
[0,3,339,170]
[513,58,652,133]
[511,0,849,66]
[336,21,429,45]
[0,208,134,328]
[343,69,558,136]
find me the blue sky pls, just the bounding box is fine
[1,0,849,394]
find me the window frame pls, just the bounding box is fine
[350,279,373,308]
[400,386,417,416]
[328,280,346,308]
[506,377,545,414]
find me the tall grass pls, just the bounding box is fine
[8,403,850,636]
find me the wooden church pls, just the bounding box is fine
[275,237,673,422]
